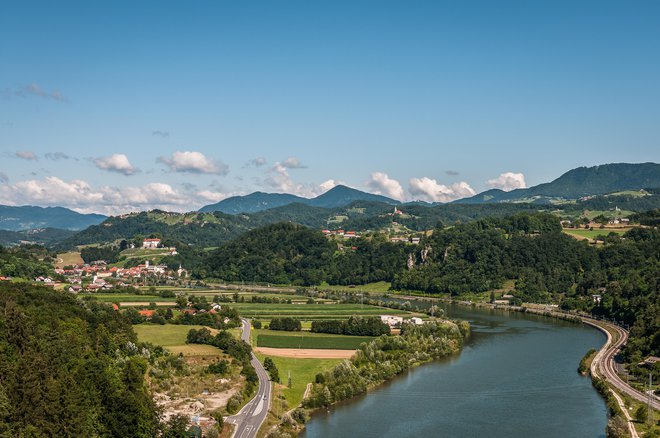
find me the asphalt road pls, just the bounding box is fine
[226,318,272,438]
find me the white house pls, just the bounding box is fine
[380,315,404,327]
[409,317,424,325]
[142,238,161,249]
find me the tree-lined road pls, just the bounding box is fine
[226,318,272,438]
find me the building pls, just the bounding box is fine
[142,238,161,249]
[409,317,424,325]
[380,315,404,327]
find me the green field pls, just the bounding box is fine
[227,302,407,320]
[134,324,208,345]
[255,354,341,408]
[86,293,175,302]
[563,228,630,239]
[318,281,392,293]
[256,330,373,350]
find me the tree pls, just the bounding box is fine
[634,405,648,423]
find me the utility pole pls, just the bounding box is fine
[648,372,654,425]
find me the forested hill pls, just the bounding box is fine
[167,212,658,362]
[0,284,160,436]
[56,192,660,250]
[0,205,106,231]
[199,184,398,213]
[457,162,660,203]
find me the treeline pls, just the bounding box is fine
[269,317,302,331]
[80,244,121,264]
[303,320,469,408]
[0,283,160,436]
[0,244,54,278]
[311,316,390,336]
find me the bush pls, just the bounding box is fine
[269,317,301,331]
[226,393,243,414]
[252,320,262,329]
[291,408,306,424]
[208,360,229,375]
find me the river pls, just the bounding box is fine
[302,302,608,438]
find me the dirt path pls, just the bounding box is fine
[254,347,355,359]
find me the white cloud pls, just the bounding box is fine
[94,154,139,176]
[158,151,229,175]
[365,172,405,201]
[152,130,169,137]
[319,179,343,193]
[0,177,198,215]
[197,190,230,203]
[16,151,38,161]
[487,172,527,192]
[281,157,306,169]
[409,177,476,202]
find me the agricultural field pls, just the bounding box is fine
[254,329,373,350]
[562,228,631,240]
[55,251,83,268]
[254,354,341,408]
[226,302,410,320]
[134,323,225,357]
[317,281,392,293]
[85,293,175,302]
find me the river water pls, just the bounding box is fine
[302,303,608,438]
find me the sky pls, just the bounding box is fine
[1,0,659,215]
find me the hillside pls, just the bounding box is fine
[456,162,660,204]
[0,228,75,247]
[199,184,398,214]
[0,205,106,231]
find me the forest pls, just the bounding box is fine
[0,283,160,436]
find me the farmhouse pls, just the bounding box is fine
[380,315,404,327]
[409,317,424,325]
[142,238,161,249]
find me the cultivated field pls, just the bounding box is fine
[134,323,211,346]
[227,302,409,320]
[563,228,631,239]
[55,251,83,268]
[255,329,373,350]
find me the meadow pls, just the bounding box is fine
[226,302,408,320]
[255,354,341,408]
[562,228,631,239]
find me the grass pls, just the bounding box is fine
[255,354,341,408]
[318,281,392,293]
[255,330,373,350]
[55,251,83,268]
[87,293,175,302]
[226,302,407,320]
[563,228,630,239]
[134,323,208,346]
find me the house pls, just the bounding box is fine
[68,285,82,293]
[138,309,156,318]
[409,317,423,325]
[380,315,404,327]
[592,294,602,304]
[142,238,161,249]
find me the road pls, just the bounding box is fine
[226,318,272,438]
[586,318,659,437]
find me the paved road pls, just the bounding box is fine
[226,318,272,438]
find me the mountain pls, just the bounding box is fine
[0,205,107,231]
[456,162,660,204]
[308,185,400,208]
[199,192,307,214]
[199,185,398,214]
[0,228,76,247]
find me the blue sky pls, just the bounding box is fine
[1,0,659,214]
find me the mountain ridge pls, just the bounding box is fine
[0,205,107,231]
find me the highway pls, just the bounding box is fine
[226,318,272,438]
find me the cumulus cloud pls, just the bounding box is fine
[45,152,75,161]
[158,151,229,175]
[0,177,198,215]
[94,154,139,176]
[2,84,67,102]
[365,172,405,201]
[409,177,476,203]
[152,130,170,137]
[281,157,306,169]
[486,172,527,191]
[16,151,38,161]
[319,179,343,193]
[244,157,267,168]
[0,172,8,184]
